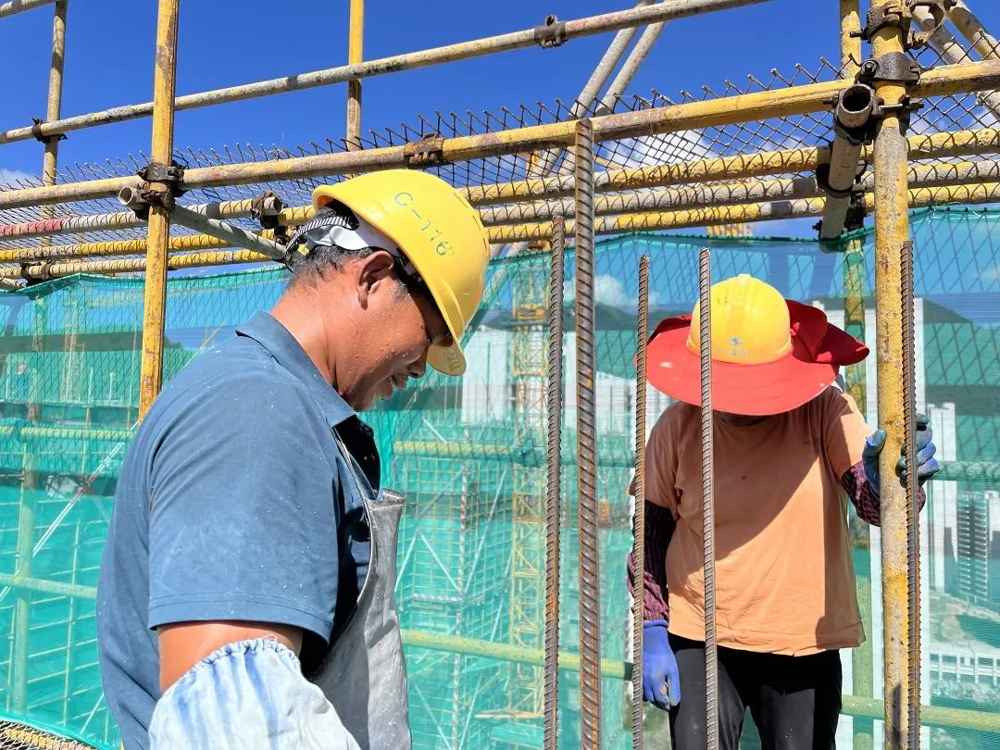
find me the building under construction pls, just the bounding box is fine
[0,0,998,748]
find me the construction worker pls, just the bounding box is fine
[630,274,940,750]
[96,170,490,750]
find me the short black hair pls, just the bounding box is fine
[286,201,376,287]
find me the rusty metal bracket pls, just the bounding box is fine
[30,118,66,145]
[137,161,186,190]
[857,52,922,85]
[858,1,908,40]
[403,135,447,168]
[534,15,567,49]
[250,191,287,241]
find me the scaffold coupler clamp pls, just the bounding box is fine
[856,53,924,129]
[250,191,287,243]
[403,134,446,169]
[30,118,67,145]
[534,15,567,49]
[126,161,187,218]
[20,260,51,286]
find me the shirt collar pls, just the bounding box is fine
[236,311,356,428]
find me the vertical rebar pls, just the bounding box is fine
[871,4,915,746]
[901,239,921,748]
[346,0,364,151]
[698,248,719,750]
[543,215,565,750]
[632,255,650,750]
[138,0,180,419]
[574,117,602,750]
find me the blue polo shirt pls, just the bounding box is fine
[96,312,378,750]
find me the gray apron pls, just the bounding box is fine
[310,437,412,750]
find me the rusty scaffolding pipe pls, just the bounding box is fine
[12,177,1000,275]
[346,0,364,151]
[819,84,875,239]
[871,6,915,746]
[0,0,767,146]
[137,0,180,419]
[949,1,1000,61]
[9,148,1000,248]
[0,0,53,17]
[7,61,1000,212]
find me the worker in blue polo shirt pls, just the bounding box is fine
[96,170,491,750]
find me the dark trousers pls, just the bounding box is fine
[668,634,842,750]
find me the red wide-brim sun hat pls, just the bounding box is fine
[646,300,870,416]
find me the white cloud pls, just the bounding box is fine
[564,273,660,308]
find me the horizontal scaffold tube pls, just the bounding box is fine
[5,137,1000,247]
[0,0,54,18]
[8,179,1000,275]
[3,61,1000,212]
[0,0,767,146]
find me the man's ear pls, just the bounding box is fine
[355,251,396,307]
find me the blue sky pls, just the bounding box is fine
[2,0,1000,239]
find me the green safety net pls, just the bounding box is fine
[0,206,996,749]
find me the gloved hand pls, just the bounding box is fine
[862,414,941,495]
[642,620,681,710]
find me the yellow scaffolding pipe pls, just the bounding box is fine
[346,0,364,151]
[871,6,915,747]
[138,0,180,419]
[5,61,1000,212]
[9,179,1000,277]
[0,0,767,146]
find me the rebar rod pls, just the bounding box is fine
[0,0,768,146]
[871,5,915,746]
[137,0,180,420]
[698,247,719,750]
[574,118,602,750]
[901,238,920,749]
[632,255,650,750]
[543,215,565,750]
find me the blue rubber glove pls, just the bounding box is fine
[642,620,681,710]
[862,414,941,495]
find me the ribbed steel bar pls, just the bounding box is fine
[543,215,565,750]
[872,4,915,746]
[698,248,719,750]
[632,255,650,750]
[902,239,920,749]
[0,0,768,146]
[574,117,602,750]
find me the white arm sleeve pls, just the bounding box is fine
[150,638,361,750]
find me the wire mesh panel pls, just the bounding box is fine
[0,209,995,747]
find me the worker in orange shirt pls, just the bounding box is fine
[629,274,940,750]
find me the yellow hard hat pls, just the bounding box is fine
[311,170,490,376]
[647,273,869,415]
[686,274,792,364]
